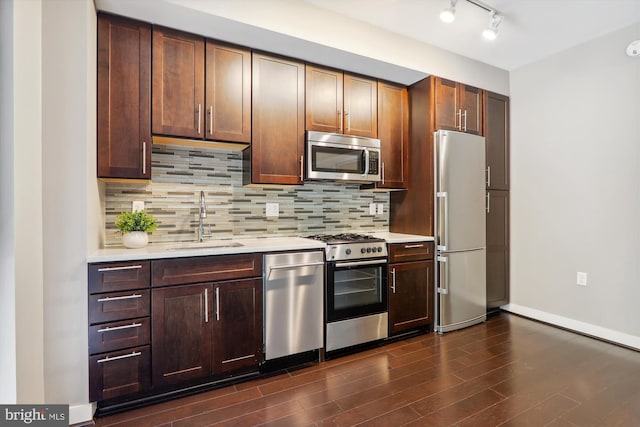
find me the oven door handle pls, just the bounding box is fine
[335,259,386,268]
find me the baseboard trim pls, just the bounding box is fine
[502,303,640,351]
[69,402,95,425]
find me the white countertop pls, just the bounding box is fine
[87,233,435,263]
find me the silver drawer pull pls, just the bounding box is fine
[97,322,142,333]
[97,265,143,272]
[97,351,141,364]
[404,244,426,249]
[97,294,142,302]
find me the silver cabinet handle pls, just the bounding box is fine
[142,141,146,175]
[97,351,141,364]
[97,322,142,333]
[486,192,491,213]
[381,162,385,184]
[391,268,397,294]
[300,155,304,181]
[436,191,448,251]
[463,110,468,132]
[437,256,448,295]
[338,109,343,133]
[208,105,213,135]
[204,288,209,323]
[486,166,491,187]
[97,294,142,302]
[457,109,462,130]
[197,103,202,134]
[404,244,425,249]
[215,287,220,321]
[97,265,143,272]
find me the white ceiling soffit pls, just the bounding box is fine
[94,0,430,85]
[304,0,640,70]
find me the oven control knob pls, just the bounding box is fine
[361,248,366,254]
[377,246,382,252]
[366,247,372,253]
[346,248,351,255]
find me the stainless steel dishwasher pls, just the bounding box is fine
[264,251,324,360]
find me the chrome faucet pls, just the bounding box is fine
[198,191,212,242]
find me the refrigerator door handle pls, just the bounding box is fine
[436,191,448,251]
[437,256,449,295]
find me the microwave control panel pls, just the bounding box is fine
[368,152,379,175]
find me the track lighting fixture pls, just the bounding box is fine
[482,10,503,41]
[440,0,504,41]
[439,0,457,23]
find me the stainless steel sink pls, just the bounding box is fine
[165,242,244,251]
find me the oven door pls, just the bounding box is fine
[326,259,388,322]
[307,141,380,182]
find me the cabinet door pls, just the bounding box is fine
[97,14,151,179]
[212,278,263,373]
[460,84,483,135]
[343,74,377,138]
[152,27,205,138]
[205,42,251,143]
[152,284,212,387]
[434,77,459,132]
[484,91,509,190]
[388,260,433,335]
[305,65,343,133]
[251,53,305,185]
[486,190,509,309]
[377,82,408,189]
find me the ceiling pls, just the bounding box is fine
[303,0,640,70]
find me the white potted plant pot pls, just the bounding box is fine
[122,231,149,249]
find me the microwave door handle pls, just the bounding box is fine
[363,148,370,176]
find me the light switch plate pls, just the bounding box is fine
[369,203,377,215]
[376,203,384,215]
[577,272,588,286]
[132,201,145,212]
[266,203,279,217]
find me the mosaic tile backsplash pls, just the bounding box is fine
[104,145,390,246]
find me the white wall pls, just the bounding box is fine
[508,24,640,348]
[0,0,17,404]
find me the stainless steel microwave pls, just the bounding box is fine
[305,131,381,183]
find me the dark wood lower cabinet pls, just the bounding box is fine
[152,283,213,388]
[213,278,263,373]
[89,345,150,402]
[486,190,509,309]
[388,260,433,335]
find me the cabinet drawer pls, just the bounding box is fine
[89,290,150,324]
[89,345,150,402]
[388,242,434,263]
[88,261,150,294]
[89,317,150,355]
[152,253,262,287]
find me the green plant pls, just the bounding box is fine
[115,210,158,233]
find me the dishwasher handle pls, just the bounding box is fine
[266,261,324,279]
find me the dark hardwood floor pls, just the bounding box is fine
[94,312,640,426]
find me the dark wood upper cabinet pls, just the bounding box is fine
[486,190,509,309]
[484,91,510,190]
[152,283,213,388]
[97,14,151,179]
[205,42,251,143]
[212,278,263,373]
[305,65,343,133]
[343,74,378,138]
[434,77,483,135]
[152,27,205,139]
[250,52,305,185]
[376,82,409,189]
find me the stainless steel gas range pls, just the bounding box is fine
[306,233,388,353]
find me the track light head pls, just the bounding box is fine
[440,0,457,23]
[482,10,503,41]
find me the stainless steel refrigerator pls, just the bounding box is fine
[434,130,487,333]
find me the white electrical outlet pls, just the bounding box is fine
[376,203,384,215]
[577,272,588,286]
[265,203,279,217]
[132,201,145,212]
[369,203,377,215]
